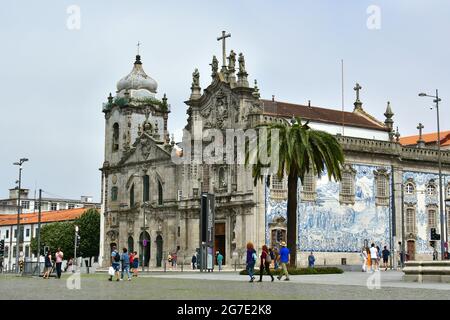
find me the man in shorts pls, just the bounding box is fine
[382,246,390,271]
[369,243,379,272]
[109,245,121,281]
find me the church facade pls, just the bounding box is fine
[99,43,450,268]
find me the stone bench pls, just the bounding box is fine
[403,260,450,283]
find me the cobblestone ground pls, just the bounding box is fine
[0,271,449,300]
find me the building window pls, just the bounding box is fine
[158,181,163,205]
[14,229,17,239]
[21,201,30,210]
[218,167,227,190]
[112,123,120,152]
[12,246,16,258]
[406,208,416,234]
[426,180,437,196]
[405,182,415,195]
[130,184,135,207]
[270,175,287,200]
[25,245,29,258]
[26,228,30,237]
[374,168,389,206]
[6,230,9,238]
[177,226,181,238]
[301,169,316,202]
[51,203,57,211]
[447,184,450,198]
[4,246,8,258]
[143,175,150,202]
[68,203,75,209]
[427,206,437,230]
[111,187,118,202]
[339,164,356,205]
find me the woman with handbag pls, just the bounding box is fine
[257,245,274,282]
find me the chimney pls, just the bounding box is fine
[272,95,275,102]
[308,100,311,108]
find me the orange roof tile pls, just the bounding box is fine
[0,208,87,227]
[399,130,450,146]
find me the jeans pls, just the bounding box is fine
[56,262,62,279]
[121,264,131,279]
[247,262,255,279]
[218,261,222,271]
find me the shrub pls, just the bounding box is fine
[239,267,343,276]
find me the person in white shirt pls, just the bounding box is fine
[369,244,379,271]
[360,247,368,272]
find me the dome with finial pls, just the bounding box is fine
[116,55,158,98]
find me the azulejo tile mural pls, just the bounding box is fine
[265,164,392,252]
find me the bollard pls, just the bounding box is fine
[164,261,166,272]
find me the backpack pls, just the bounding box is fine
[265,252,272,263]
[114,251,120,262]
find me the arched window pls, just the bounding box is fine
[374,168,389,206]
[130,184,135,207]
[112,123,119,152]
[111,187,118,202]
[128,236,134,253]
[143,175,150,202]
[158,180,163,205]
[405,182,415,195]
[270,175,287,200]
[218,167,226,190]
[406,208,415,234]
[426,180,436,196]
[301,169,317,202]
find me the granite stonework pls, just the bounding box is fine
[266,165,392,253]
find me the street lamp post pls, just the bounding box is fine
[13,158,28,273]
[419,90,446,259]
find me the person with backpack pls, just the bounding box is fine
[268,248,275,268]
[246,242,257,283]
[121,247,132,281]
[258,245,274,282]
[109,245,120,281]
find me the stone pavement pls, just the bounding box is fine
[1,271,449,300]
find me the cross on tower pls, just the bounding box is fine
[417,123,424,138]
[354,83,362,102]
[217,31,231,69]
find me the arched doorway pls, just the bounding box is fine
[128,236,134,253]
[139,232,150,267]
[156,235,163,267]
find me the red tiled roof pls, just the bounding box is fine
[399,130,450,146]
[260,99,388,131]
[0,208,86,226]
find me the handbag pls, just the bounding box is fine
[108,266,115,276]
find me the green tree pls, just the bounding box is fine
[30,221,75,258]
[247,118,344,267]
[74,208,100,258]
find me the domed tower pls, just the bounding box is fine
[102,54,170,167]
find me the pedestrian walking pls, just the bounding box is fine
[109,245,121,281]
[168,253,173,269]
[55,247,64,279]
[217,251,224,271]
[120,248,132,281]
[268,248,275,269]
[382,246,390,271]
[277,241,290,281]
[366,247,372,272]
[360,247,368,272]
[308,251,315,268]
[369,243,379,272]
[129,251,134,274]
[192,253,197,270]
[258,245,274,282]
[132,251,139,277]
[273,247,279,270]
[43,250,53,279]
[246,242,257,282]
[172,252,177,270]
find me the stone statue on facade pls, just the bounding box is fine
[210,55,219,78]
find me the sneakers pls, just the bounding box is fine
[284,278,290,281]
[277,276,281,280]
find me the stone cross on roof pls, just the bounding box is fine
[417,123,425,148]
[354,83,362,102]
[217,31,231,70]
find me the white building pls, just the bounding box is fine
[0,208,87,271]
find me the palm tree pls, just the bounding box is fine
[246,117,344,267]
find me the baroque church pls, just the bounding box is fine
[99,37,450,268]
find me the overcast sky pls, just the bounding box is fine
[1,0,449,202]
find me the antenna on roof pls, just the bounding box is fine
[308,100,311,108]
[341,59,345,136]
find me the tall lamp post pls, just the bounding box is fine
[13,158,28,273]
[419,90,446,259]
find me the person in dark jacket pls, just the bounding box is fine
[308,252,315,268]
[258,245,274,282]
[246,242,257,282]
[192,253,197,269]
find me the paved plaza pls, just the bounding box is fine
[1,271,449,300]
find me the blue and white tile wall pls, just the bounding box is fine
[402,171,450,254]
[265,164,392,252]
